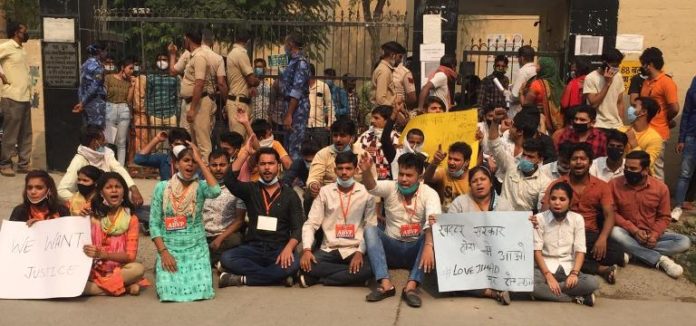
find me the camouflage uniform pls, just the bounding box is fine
[78,57,107,128]
[280,51,310,160]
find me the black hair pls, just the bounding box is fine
[448,142,472,161]
[397,152,425,175]
[119,57,135,72]
[571,142,595,162]
[77,165,104,183]
[235,28,251,43]
[79,125,104,146]
[335,151,358,166]
[7,21,25,39]
[219,131,244,149]
[300,140,320,157]
[625,150,651,169]
[557,141,576,162]
[522,138,544,158]
[255,147,281,163]
[440,54,456,69]
[563,106,578,126]
[494,54,509,66]
[201,29,215,45]
[251,119,272,139]
[380,41,405,57]
[185,29,203,45]
[371,105,393,120]
[518,45,535,62]
[640,47,664,70]
[513,108,539,139]
[168,127,192,144]
[406,128,425,140]
[331,118,357,136]
[286,32,305,48]
[606,129,629,146]
[208,149,230,162]
[549,181,574,202]
[425,96,446,110]
[574,104,598,121]
[324,68,337,77]
[601,48,625,65]
[482,104,497,115]
[309,63,316,77]
[91,172,135,218]
[253,58,267,66]
[636,96,660,122]
[22,170,62,217]
[574,57,592,76]
[86,42,106,56]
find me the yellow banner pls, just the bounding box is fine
[401,109,480,169]
[619,60,641,90]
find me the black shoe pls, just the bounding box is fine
[401,288,422,308]
[574,293,596,307]
[284,275,295,287]
[219,272,243,288]
[139,223,150,236]
[366,286,396,302]
[299,273,319,288]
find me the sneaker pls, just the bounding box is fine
[284,275,295,287]
[658,256,684,278]
[672,206,684,221]
[299,274,319,288]
[218,272,244,288]
[215,261,226,274]
[574,293,595,307]
[0,166,15,177]
[622,253,631,267]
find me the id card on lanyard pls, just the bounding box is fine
[336,189,356,239]
[399,192,421,238]
[166,183,192,232]
[258,187,281,232]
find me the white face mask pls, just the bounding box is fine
[404,141,424,154]
[28,194,48,204]
[259,135,274,148]
[156,60,169,70]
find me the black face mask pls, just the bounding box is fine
[552,210,568,220]
[624,170,645,185]
[573,122,589,133]
[607,147,624,161]
[77,184,96,197]
[639,66,649,77]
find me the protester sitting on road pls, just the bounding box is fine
[554,105,608,158]
[424,142,473,212]
[282,140,319,192]
[66,165,104,216]
[82,172,147,296]
[360,152,440,308]
[620,97,664,178]
[300,152,376,287]
[134,127,191,180]
[204,150,246,267]
[357,105,400,181]
[448,166,513,305]
[423,96,445,114]
[149,143,221,302]
[539,142,573,181]
[589,129,628,182]
[541,143,624,284]
[58,125,144,208]
[10,170,69,224]
[237,114,292,181]
[219,146,303,287]
[610,151,692,278]
[218,130,244,163]
[391,128,428,178]
[532,182,599,306]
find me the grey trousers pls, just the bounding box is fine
[532,266,598,302]
[0,98,32,168]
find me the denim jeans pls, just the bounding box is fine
[308,250,373,286]
[610,227,691,266]
[675,135,696,205]
[106,102,131,166]
[220,241,299,286]
[364,226,425,284]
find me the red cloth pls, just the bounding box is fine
[542,175,613,232]
[561,76,586,110]
[556,127,607,158]
[610,176,671,238]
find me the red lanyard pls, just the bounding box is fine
[338,188,354,224]
[262,187,281,215]
[401,191,418,224]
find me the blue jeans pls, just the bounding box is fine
[610,227,691,266]
[220,241,299,286]
[106,102,131,166]
[364,226,425,284]
[675,135,696,205]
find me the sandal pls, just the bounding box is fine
[602,265,617,285]
[128,284,141,296]
[495,290,511,305]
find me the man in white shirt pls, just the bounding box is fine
[307,64,334,129]
[510,45,537,118]
[418,54,458,111]
[360,152,440,308]
[589,129,627,182]
[584,48,626,129]
[540,142,573,181]
[300,152,376,287]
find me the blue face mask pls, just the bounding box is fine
[336,177,355,188]
[397,183,419,196]
[626,106,640,124]
[254,67,264,76]
[258,176,279,186]
[96,146,106,153]
[517,158,537,174]
[332,144,351,153]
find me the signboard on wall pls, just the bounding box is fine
[43,42,79,88]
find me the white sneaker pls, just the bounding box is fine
[658,256,684,278]
[623,253,631,266]
[671,206,683,221]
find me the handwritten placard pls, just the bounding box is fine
[433,212,533,292]
[0,216,93,299]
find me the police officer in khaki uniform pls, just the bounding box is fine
[168,29,217,163]
[226,30,260,138]
[371,41,405,107]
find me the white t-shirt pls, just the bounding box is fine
[429,72,451,109]
[583,70,625,129]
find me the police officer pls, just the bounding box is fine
[74,42,108,128]
[279,33,311,161]
[226,29,259,138]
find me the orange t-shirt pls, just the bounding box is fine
[641,73,678,140]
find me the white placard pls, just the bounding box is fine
[423,14,442,44]
[616,34,644,53]
[574,35,604,56]
[42,17,76,43]
[433,212,534,292]
[419,43,445,61]
[0,216,93,299]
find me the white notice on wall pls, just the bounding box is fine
[423,14,442,44]
[43,17,76,43]
[0,216,93,299]
[616,34,644,53]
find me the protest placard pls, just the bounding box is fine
[433,212,534,292]
[0,216,93,299]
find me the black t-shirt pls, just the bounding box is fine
[628,74,645,95]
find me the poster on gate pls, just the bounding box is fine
[619,60,642,90]
[433,212,534,292]
[400,110,479,169]
[0,216,93,299]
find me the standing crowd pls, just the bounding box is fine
[1,23,695,309]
